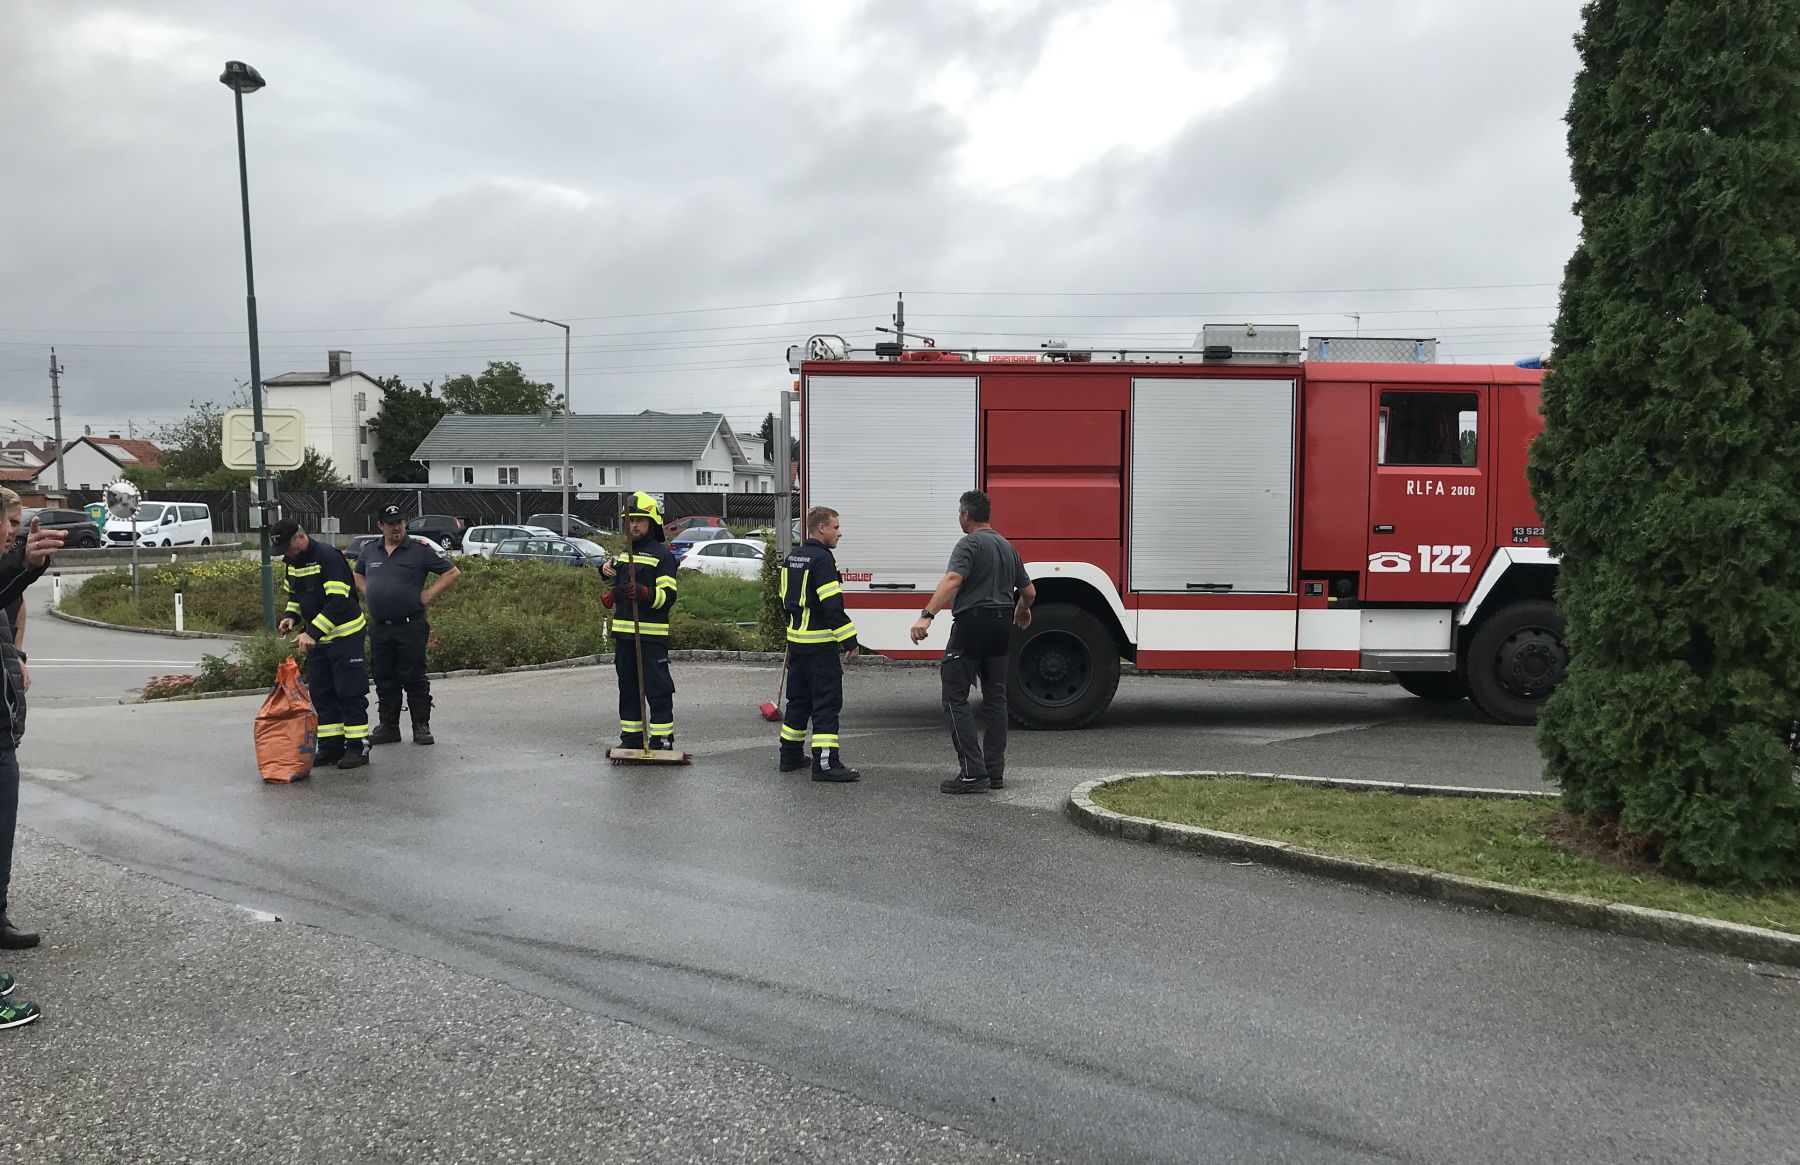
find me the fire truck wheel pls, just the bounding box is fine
[1392,671,1469,701]
[1463,599,1567,726]
[1008,604,1121,730]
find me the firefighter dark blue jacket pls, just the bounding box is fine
[282,538,367,642]
[610,533,679,636]
[781,538,858,655]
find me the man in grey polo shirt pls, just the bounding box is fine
[354,504,461,745]
[910,489,1036,795]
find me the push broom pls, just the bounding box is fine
[759,650,788,723]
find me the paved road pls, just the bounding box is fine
[22,594,225,706]
[15,661,1800,1163]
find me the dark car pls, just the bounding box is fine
[668,526,730,557]
[22,507,102,549]
[406,513,466,550]
[492,536,600,568]
[343,534,383,564]
[525,513,603,538]
[665,515,724,538]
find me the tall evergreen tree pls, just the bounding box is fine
[368,375,447,484]
[1529,0,1800,881]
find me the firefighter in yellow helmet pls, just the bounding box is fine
[600,491,681,749]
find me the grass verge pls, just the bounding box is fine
[1091,775,1800,935]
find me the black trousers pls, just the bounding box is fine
[941,610,1012,780]
[780,649,843,753]
[0,745,17,920]
[307,634,370,755]
[615,634,674,740]
[370,617,431,724]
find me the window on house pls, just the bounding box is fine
[1377,392,1479,468]
[594,467,605,485]
[696,469,716,487]
[450,465,473,485]
[358,424,368,447]
[551,467,562,486]
[359,459,370,481]
[498,466,519,485]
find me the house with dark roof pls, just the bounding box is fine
[263,349,387,485]
[411,411,775,493]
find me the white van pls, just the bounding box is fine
[106,501,214,548]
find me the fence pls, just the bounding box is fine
[58,487,793,536]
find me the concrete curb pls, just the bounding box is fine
[46,603,250,641]
[1066,771,1800,969]
[49,544,251,566]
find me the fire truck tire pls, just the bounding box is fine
[1391,671,1469,701]
[1008,604,1121,730]
[1462,599,1567,726]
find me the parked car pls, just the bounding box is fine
[22,507,102,549]
[343,534,384,564]
[668,526,731,557]
[105,501,213,547]
[406,513,466,550]
[664,515,725,539]
[462,524,558,559]
[567,537,611,562]
[524,513,605,538]
[492,535,602,568]
[679,538,766,579]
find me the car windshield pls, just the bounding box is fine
[133,503,166,522]
[569,538,605,557]
[495,540,526,554]
[684,528,725,541]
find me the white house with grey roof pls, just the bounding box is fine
[411,411,776,493]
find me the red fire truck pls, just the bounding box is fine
[788,325,1564,728]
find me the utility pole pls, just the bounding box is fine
[48,348,66,492]
[895,292,905,352]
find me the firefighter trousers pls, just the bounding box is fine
[307,634,370,758]
[941,610,1011,781]
[615,633,675,741]
[780,649,843,754]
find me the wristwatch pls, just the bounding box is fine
[919,609,935,620]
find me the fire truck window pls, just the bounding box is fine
[1378,392,1479,467]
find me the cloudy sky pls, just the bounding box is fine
[0,0,1583,449]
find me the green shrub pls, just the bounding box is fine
[668,619,754,651]
[758,536,785,651]
[1529,1,1800,882]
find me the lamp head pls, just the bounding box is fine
[220,61,265,94]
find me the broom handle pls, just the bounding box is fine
[630,552,651,750]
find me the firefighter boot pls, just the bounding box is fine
[649,734,675,752]
[778,745,810,773]
[369,719,403,746]
[314,738,345,769]
[337,739,373,770]
[619,731,645,752]
[412,719,434,746]
[811,748,860,783]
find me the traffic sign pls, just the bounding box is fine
[222,407,305,470]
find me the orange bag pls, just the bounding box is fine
[254,657,318,783]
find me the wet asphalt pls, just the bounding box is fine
[13,660,1800,1164]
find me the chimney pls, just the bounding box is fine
[108,432,121,440]
[328,349,352,377]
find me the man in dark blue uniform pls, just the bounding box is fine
[600,492,680,750]
[355,504,460,746]
[779,505,860,782]
[274,519,373,769]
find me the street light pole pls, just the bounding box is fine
[510,311,572,535]
[221,59,276,632]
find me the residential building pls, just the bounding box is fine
[411,412,776,493]
[30,435,163,491]
[263,349,387,484]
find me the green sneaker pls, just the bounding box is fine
[0,996,41,1029]
[0,969,14,996]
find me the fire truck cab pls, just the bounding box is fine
[791,326,1564,728]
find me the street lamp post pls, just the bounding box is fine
[510,311,572,534]
[221,59,276,632]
